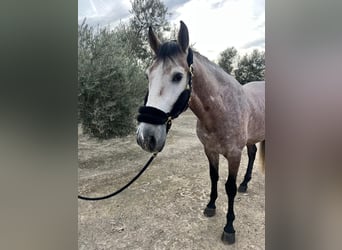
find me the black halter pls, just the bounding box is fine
[137,48,194,133]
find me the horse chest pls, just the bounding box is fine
[196,116,247,156]
[196,121,229,154]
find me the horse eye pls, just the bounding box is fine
[172,73,183,82]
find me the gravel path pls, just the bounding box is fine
[78,111,265,249]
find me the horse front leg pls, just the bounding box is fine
[238,144,257,193]
[222,154,241,244]
[203,149,219,217]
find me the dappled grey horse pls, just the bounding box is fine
[136,21,265,244]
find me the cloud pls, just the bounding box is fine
[78,0,265,60]
[163,0,192,11]
[169,0,264,59]
[210,0,231,9]
[251,0,265,17]
[78,0,193,27]
[78,0,131,27]
[242,37,265,49]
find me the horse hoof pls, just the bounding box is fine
[221,231,235,244]
[238,184,247,193]
[203,207,216,217]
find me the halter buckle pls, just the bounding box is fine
[189,64,194,77]
[166,116,172,124]
[166,117,172,133]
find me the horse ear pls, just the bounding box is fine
[178,21,189,52]
[148,26,161,55]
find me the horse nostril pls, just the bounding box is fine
[148,135,156,150]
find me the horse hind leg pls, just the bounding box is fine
[203,150,219,217]
[238,144,257,193]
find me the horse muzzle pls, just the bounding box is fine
[136,123,167,153]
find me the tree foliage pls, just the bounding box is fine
[78,0,171,139]
[128,0,170,66]
[78,22,146,138]
[218,47,238,74]
[217,47,265,85]
[234,49,265,85]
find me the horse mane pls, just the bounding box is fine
[155,42,240,87]
[193,50,241,87]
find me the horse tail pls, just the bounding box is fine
[259,140,265,173]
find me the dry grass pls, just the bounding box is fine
[78,110,265,249]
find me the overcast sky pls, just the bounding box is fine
[78,0,264,61]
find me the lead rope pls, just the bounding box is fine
[78,153,157,201]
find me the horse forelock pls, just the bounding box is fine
[156,41,182,61]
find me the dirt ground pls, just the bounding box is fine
[78,110,265,250]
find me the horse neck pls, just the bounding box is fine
[189,52,243,122]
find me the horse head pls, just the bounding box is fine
[136,21,193,153]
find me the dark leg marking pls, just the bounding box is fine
[222,174,237,244]
[238,144,257,193]
[222,155,240,244]
[203,152,219,217]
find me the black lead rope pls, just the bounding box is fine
[78,153,157,201]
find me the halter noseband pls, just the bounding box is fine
[137,48,194,133]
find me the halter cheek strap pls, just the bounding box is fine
[137,48,194,133]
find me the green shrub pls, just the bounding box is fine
[78,22,146,139]
[234,49,265,85]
